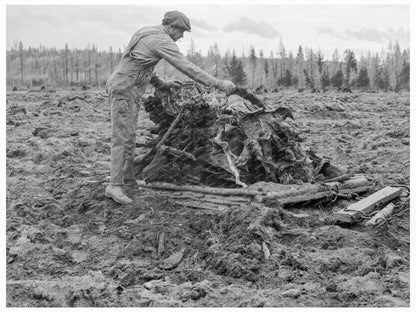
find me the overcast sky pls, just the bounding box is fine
[6,3,410,59]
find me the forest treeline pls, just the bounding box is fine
[6,39,410,92]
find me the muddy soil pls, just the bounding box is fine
[6,88,410,307]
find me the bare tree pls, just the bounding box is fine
[64,43,69,84]
[249,45,257,88]
[19,41,24,85]
[87,43,92,84]
[278,38,286,81]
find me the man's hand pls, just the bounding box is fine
[165,80,182,89]
[216,79,236,96]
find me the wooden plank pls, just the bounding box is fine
[334,186,402,223]
[341,186,401,213]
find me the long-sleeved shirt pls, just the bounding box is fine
[129,25,218,87]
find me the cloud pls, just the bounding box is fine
[317,27,339,37]
[191,18,216,31]
[385,27,410,44]
[317,27,353,41]
[318,26,410,45]
[6,5,162,49]
[223,17,279,39]
[344,28,387,43]
[7,6,65,32]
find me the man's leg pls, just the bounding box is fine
[106,92,133,204]
[123,97,139,187]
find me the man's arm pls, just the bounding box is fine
[152,36,220,87]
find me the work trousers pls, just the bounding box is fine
[108,71,151,186]
[109,90,139,186]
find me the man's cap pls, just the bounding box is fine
[162,10,191,31]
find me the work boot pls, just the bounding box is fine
[105,185,133,204]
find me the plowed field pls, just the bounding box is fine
[6,88,410,307]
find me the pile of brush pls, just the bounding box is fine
[135,80,342,188]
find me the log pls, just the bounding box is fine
[174,195,248,206]
[136,180,264,196]
[253,175,370,199]
[142,108,185,179]
[174,200,230,211]
[156,108,185,149]
[168,192,250,204]
[275,185,372,205]
[334,186,402,223]
[263,176,372,206]
[148,189,253,208]
[338,186,372,195]
[365,203,395,227]
[277,191,338,205]
[262,184,329,198]
[323,173,354,183]
[159,145,196,161]
[332,175,370,189]
[137,176,373,208]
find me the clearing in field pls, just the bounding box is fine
[6,86,410,307]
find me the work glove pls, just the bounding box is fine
[215,79,236,96]
[164,80,182,89]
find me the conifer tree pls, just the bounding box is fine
[399,60,410,91]
[295,46,305,89]
[331,69,344,88]
[321,66,330,91]
[278,38,286,80]
[356,67,370,89]
[228,51,247,86]
[344,49,357,86]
